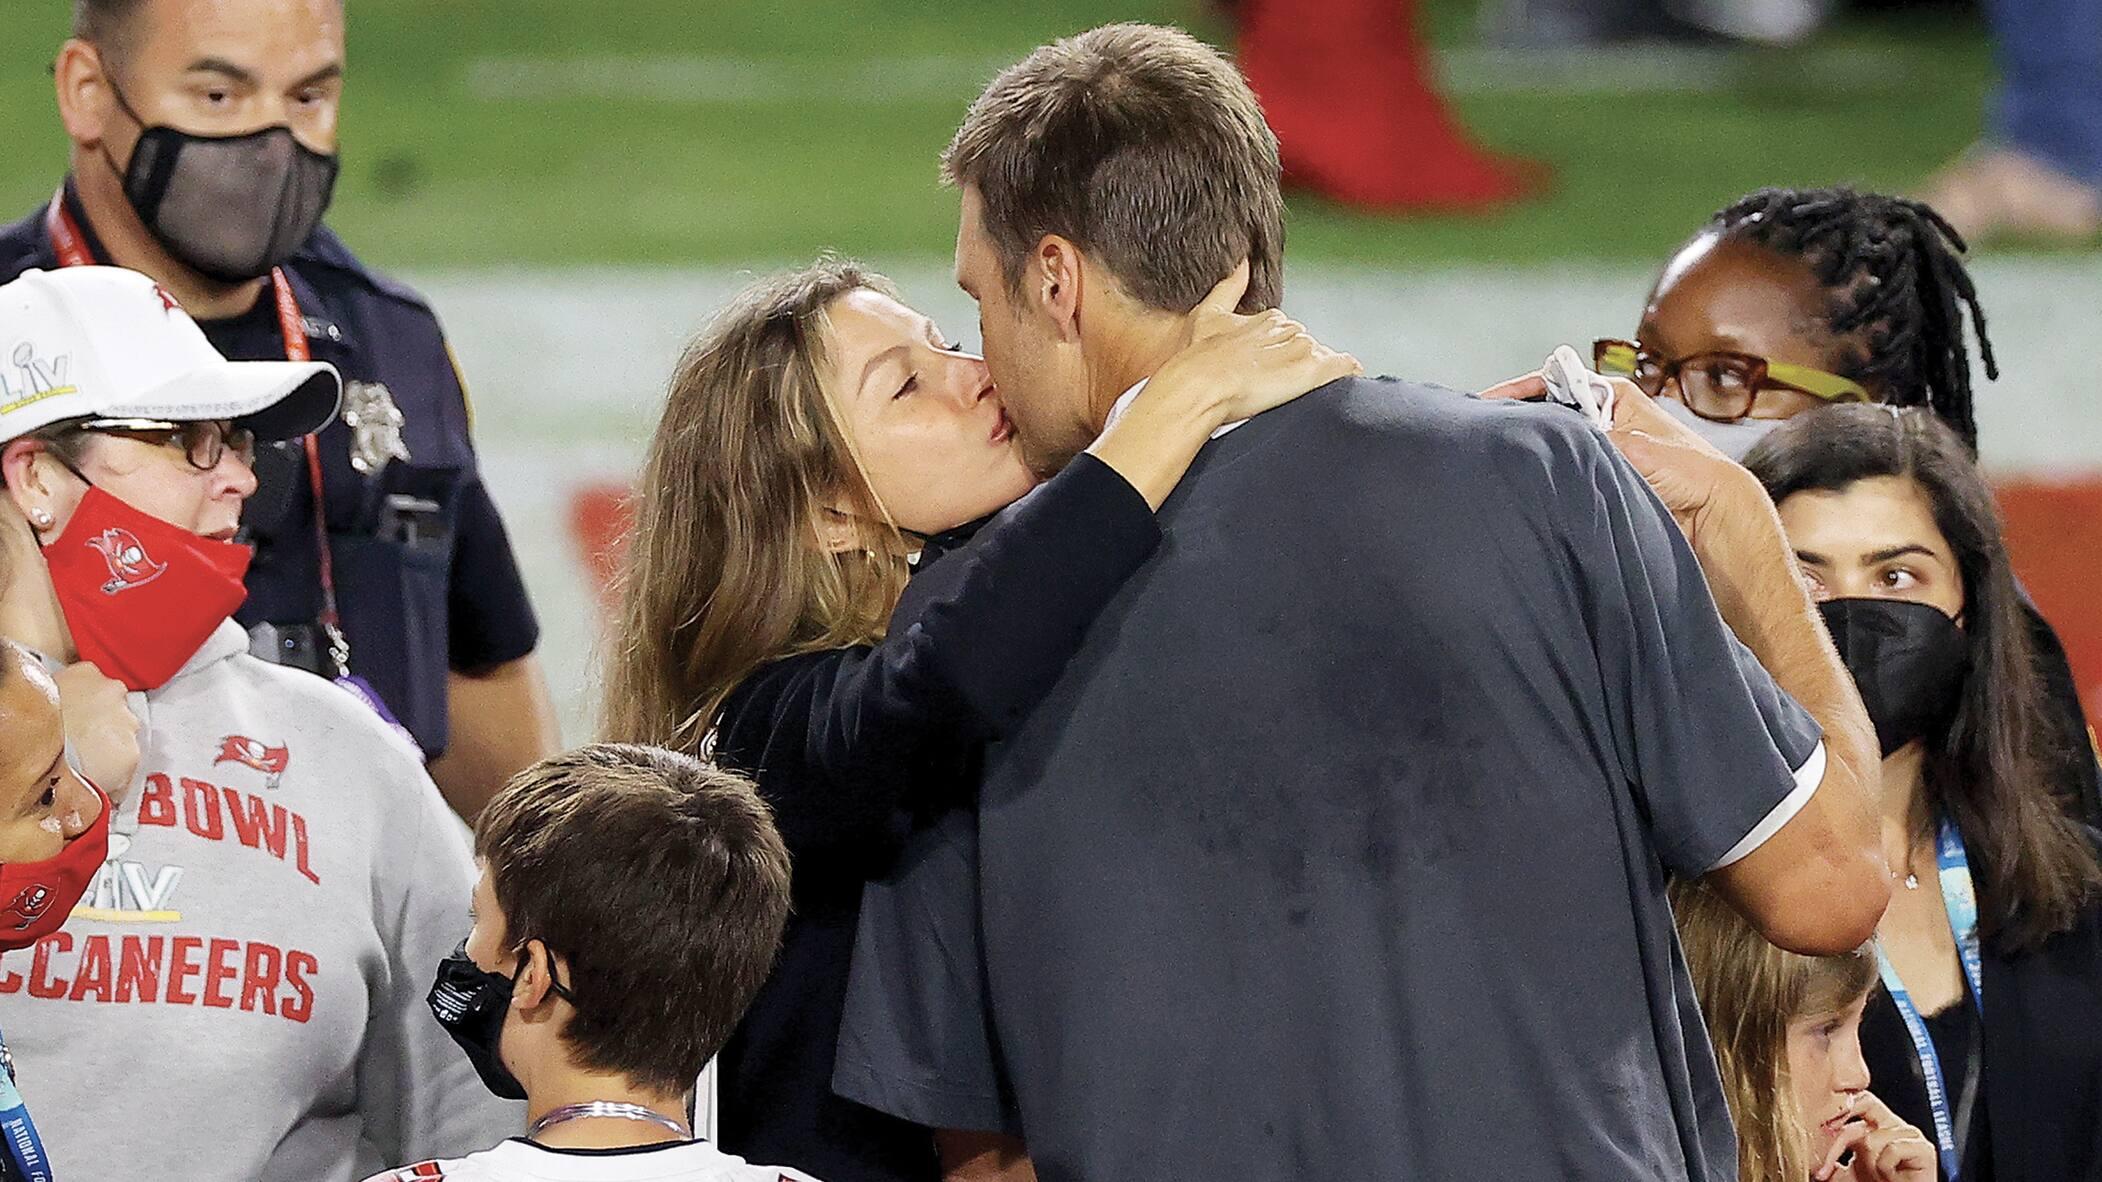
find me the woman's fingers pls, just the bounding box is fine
[1848,1096,1936,1182]
[1849,1092,1909,1133]
[1477,373,1548,401]
[1814,1121,1872,1181]
[1866,1131,1936,1182]
[1187,260,1255,340]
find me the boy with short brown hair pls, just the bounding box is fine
[368,743,812,1182]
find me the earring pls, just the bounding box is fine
[29,508,52,529]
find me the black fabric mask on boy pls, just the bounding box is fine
[102,83,339,283]
[427,940,576,1101]
[1817,597,1970,757]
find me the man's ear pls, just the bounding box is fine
[54,40,118,151]
[1033,236,1085,345]
[513,940,559,1014]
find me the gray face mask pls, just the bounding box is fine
[1656,395,1784,461]
[106,86,339,284]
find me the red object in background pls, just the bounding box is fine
[569,482,634,615]
[1995,477,2102,736]
[564,476,2102,734]
[1236,0,1548,211]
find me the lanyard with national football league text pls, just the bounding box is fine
[0,1032,54,1182]
[46,194,353,677]
[1874,817,1984,1182]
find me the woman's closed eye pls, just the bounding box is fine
[894,373,919,400]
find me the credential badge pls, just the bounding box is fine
[342,380,411,475]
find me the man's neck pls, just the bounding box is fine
[525,1071,693,1150]
[68,157,268,321]
[1083,309,1190,435]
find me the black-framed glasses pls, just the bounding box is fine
[75,418,256,471]
[1592,339,1870,424]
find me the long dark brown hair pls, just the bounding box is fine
[1746,404,2102,951]
[600,260,912,752]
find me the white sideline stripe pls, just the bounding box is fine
[464,55,1013,104]
[462,45,1924,104]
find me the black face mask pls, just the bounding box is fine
[1818,597,1970,757]
[103,83,339,283]
[428,940,576,1101]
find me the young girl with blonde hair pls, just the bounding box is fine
[1674,880,1937,1182]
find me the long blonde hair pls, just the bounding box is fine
[601,260,911,751]
[1670,880,1879,1182]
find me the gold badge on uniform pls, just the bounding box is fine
[342,380,411,475]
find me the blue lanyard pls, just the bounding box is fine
[1874,817,1983,1182]
[0,1032,54,1182]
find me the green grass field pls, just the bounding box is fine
[0,0,2027,268]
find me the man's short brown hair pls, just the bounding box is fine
[475,743,791,1095]
[71,0,148,42]
[944,22,1285,314]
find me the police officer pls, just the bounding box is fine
[0,0,560,819]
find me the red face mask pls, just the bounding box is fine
[0,779,110,953]
[41,484,251,691]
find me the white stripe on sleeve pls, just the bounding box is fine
[1709,740,1828,870]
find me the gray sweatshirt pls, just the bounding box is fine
[0,621,520,1179]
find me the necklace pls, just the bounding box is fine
[527,1101,692,1141]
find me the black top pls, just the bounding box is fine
[841,380,1824,1182]
[1920,991,1992,1182]
[0,184,541,758]
[708,454,1162,1182]
[1860,834,2102,1181]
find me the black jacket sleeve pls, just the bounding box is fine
[715,454,1160,861]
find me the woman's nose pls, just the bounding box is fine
[942,355,993,408]
[60,770,103,839]
[1835,1039,1872,1093]
[217,451,260,501]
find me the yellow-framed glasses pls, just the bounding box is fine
[1593,339,1870,423]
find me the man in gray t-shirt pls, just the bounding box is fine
[836,24,1891,1182]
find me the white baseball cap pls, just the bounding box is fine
[0,266,341,445]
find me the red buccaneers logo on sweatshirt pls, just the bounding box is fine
[85,527,168,595]
[216,736,291,787]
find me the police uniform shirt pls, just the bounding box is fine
[0,185,541,759]
[838,378,1826,1182]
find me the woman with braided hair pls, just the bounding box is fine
[1607,187,1992,457]
[1604,185,2100,834]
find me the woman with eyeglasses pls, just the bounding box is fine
[0,267,519,1180]
[1605,185,2101,832]
[1741,404,2102,1182]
